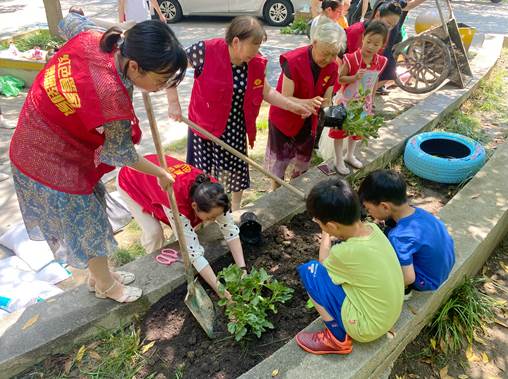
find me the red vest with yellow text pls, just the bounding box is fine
[118,154,216,228]
[188,38,267,148]
[9,31,141,195]
[269,46,338,137]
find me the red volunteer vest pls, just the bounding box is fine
[10,31,141,195]
[269,46,338,137]
[345,21,366,54]
[187,38,267,148]
[118,154,216,228]
[341,49,387,98]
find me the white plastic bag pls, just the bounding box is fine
[318,128,336,162]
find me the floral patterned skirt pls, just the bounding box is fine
[11,165,117,269]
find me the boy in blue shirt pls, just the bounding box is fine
[296,179,404,355]
[358,169,455,295]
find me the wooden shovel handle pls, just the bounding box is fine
[142,93,194,283]
[182,116,306,200]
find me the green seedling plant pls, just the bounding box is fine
[217,265,294,341]
[343,87,384,143]
[281,18,309,35]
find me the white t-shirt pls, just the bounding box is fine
[124,0,150,23]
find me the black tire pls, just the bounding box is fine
[491,0,502,3]
[263,0,294,26]
[158,0,182,23]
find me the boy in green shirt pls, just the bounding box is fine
[296,178,404,355]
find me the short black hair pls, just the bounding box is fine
[364,20,389,42]
[306,179,361,225]
[358,169,407,205]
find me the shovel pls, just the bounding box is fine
[142,93,215,338]
[182,116,306,200]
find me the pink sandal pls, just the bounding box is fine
[155,248,182,266]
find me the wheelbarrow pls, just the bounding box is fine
[393,0,473,94]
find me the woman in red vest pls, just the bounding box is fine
[117,154,246,296]
[265,18,344,190]
[9,21,187,303]
[167,16,314,211]
[345,1,402,54]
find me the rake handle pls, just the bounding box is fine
[142,93,194,285]
[182,116,306,200]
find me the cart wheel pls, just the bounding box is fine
[394,35,452,94]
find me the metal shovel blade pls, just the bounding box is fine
[184,279,216,338]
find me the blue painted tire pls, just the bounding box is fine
[404,131,486,184]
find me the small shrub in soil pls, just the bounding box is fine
[140,213,321,379]
[217,264,294,341]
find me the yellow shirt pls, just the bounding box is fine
[323,223,404,342]
[338,16,349,29]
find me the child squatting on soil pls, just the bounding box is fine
[330,20,388,175]
[358,169,456,298]
[296,179,404,354]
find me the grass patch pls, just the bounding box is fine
[438,110,488,143]
[112,242,145,266]
[2,30,64,51]
[163,137,188,155]
[126,220,141,233]
[24,324,157,378]
[466,63,508,115]
[427,277,497,354]
[257,118,268,131]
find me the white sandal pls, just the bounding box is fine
[95,281,142,303]
[345,156,363,169]
[335,163,350,176]
[87,271,136,292]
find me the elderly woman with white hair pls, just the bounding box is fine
[264,18,346,190]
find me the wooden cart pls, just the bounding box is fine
[393,0,473,94]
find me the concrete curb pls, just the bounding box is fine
[0,34,504,379]
[239,132,508,379]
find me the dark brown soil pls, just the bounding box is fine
[140,213,322,379]
[139,163,456,379]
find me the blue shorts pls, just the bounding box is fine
[297,260,346,331]
[411,274,436,291]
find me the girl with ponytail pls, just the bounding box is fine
[117,154,247,298]
[9,21,187,304]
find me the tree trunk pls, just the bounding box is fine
[43,0,63,37]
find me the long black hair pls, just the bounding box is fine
[100,20,187,87]
[369,0,402,21]
[189,174,230,214]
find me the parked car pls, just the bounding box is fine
[157,0,308,26]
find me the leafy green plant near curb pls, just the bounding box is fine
[342,87,384,143]
[217,265,294,341]
[281,19,309,35]
[428,277,497,354]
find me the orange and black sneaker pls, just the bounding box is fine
[295,328,353,355]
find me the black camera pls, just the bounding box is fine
[317,104,347,131]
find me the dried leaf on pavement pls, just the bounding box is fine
[21,314,39,330]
